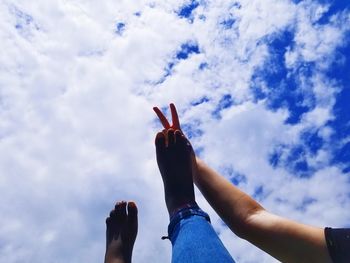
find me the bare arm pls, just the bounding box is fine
[153,104,331,263]
[195,158,332,263]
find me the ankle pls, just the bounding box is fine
[105,254,131,263]
[169,201,198,217]
[105,255,126,263]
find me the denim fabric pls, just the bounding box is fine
[168,204,236,263]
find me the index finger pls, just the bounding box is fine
[153,107,171,129]
[170,103,181,130]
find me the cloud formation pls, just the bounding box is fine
[0,0,349,262]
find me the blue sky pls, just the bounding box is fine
[0,0,349,262]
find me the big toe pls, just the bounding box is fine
[127,202,138,234]
[127,202,138,220]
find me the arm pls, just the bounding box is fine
[195,158,332,263]
[153,103,332,263]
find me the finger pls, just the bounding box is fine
[167,129,175,147]
[153,107,171,129]
[170,103,181,130]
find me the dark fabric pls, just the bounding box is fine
[325,227,350,263]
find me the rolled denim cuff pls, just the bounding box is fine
[168,203,211,239]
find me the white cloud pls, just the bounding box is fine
[0,0,349,262]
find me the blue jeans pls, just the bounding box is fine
[167,204,236,263]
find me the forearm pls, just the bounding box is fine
[245,211,331,263]
[194,158,331,263]
[194,157,264,238]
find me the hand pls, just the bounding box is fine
[153,103,200,180]
[153,103,181,131]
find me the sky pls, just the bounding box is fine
[0,0,349,262]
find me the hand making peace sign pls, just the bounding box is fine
[153,103,188,148]
[153,103,181,132]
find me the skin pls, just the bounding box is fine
[105,106,196,263]
[155,129,196,215]
[105,201,138,263]
[153,103,333,263]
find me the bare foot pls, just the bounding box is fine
[105,201,138,263]
[155,129,196,215]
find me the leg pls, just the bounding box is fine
[169,204,236,263]
[105,201,138,263]
[155,130,235,263]
[156,129,196,215]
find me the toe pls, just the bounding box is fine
[127,201,138,242]
[174,130,184,144]
[155,132,166,149]
[127,201,138,221]
[106,214,115,245]
[109,209,116,218]
[167,129,175,147]
[116,201,127,223]
[175,130,191,153]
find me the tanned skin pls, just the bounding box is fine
[154,103,332,263]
